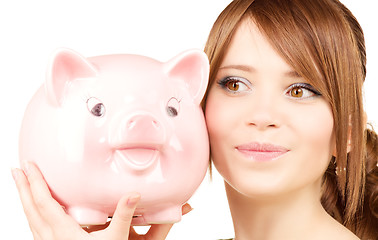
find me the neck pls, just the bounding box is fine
[226,180,330,240]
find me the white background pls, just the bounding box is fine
[0,1,376,239]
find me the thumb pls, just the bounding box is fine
[106,193,141,240]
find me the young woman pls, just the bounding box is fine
[203,0,377,239]
[12,0,377,239]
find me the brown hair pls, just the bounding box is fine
[202,0,378,238]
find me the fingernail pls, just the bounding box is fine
[11,168,19,182]
[127,193,140,208]
[22,162,32,176]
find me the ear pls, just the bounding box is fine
[165,50,209,105]
[46,48,98,107]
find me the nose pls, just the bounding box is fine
[246,95,280,130]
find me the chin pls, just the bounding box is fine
[219,164,286,198]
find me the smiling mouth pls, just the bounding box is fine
[236,150,287,162]
[115,147,159,171]
[236,142,289,162]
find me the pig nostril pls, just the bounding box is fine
[153,120,162,129]
[126,118,160,130]
[127,120,136,129]
[126,115,162,132]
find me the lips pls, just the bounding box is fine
[236,142,289,162]
[115,146,160,171]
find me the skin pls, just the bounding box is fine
[12,162,192,240]
[204,20,359,240]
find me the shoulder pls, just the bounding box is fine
[316,214,360,240]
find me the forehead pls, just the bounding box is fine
[221,19,294,73]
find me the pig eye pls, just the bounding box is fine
[166,97,180,117]
[87,97,105,117]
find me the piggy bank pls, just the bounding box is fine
[19,48,209,226]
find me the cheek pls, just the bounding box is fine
[292,102,335,163]
[309,107,333,148]
[205,91,227,140]
[205,90,241,144]
[205,90,235,177]
[205,90,237,166]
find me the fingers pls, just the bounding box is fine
[12,167,49,239]
[12,163,84,239]
[22,162,68,225]
[106,193,141,240]
[144,223,173,240]
[13,162,194,240]
[83,221,110,233]
[182,203,193,216]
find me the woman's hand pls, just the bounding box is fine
[12,162,192,240]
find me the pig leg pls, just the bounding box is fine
[67,206,109,226]
[142,205,182,224]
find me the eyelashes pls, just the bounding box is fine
[217,76,322,99]
[217,76,252,93]
[286,83,322,99]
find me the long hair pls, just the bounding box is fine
[202,0,377,238]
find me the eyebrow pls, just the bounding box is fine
[219,64,303,78]
[284,70,302,78]
[218,64,256,72]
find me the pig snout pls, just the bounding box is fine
[111,113,167,172]
[125,114,165,147]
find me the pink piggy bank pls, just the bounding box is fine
[19,48,209,226]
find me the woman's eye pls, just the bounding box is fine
[218,77,251,93]
[289,86,306,98]
[226,80,241,91]
[286,83,321,99]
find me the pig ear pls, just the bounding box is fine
[165,50,209,104]
[46,48,97,106]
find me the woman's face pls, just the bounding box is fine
[205,20,335,198]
